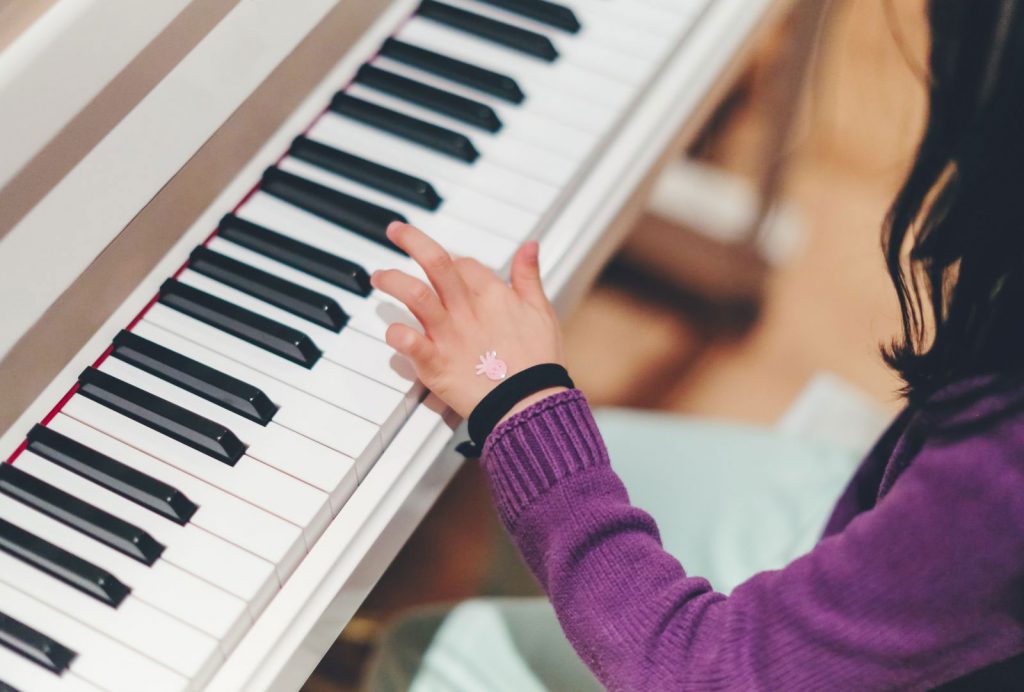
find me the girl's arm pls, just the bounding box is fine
[372,222,1024,690]
[482,387,1024,690]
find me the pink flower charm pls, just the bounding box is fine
[475,351,508,381]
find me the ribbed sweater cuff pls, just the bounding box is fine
[481,389,610,528]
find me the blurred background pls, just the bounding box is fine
[307,0,929,688]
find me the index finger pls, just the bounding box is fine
[386,222,468,311]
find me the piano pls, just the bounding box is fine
[0,0,788,689]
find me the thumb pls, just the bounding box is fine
[510,241,546,306]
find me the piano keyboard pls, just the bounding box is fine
[0,0,716,689]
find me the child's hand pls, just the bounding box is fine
[371,222,566,419]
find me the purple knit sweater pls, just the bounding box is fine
[479,378,1024,690]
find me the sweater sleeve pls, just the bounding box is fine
[480,389,1024,691]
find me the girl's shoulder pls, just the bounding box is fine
[869,372,1024,503]
[902,373,1024,463]
[920,372,1024,434]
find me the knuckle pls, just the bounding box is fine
[423,251,452,274]
[412,339,433,360]
[483,281,506,299]
[409,281,434,307]
[515,255,537,273]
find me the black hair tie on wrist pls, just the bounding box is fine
[456,363,574,458]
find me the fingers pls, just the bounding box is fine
[387,222,468,311]
[371,269,448,333]
[510,241,547,307]
[385,323,439,374]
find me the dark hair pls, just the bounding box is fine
[883,0,1024,404]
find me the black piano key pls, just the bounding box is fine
[217,214,373,297]
[26,425,197,526]
[477,0,580,33]
[330,92,479,163]
[0,611,76,674]
[77,367,247,467]
[261,166,408,254]
[189,246,349,333]
[290,135,442,210]
[159,279,322,369]
[418,0,558,62]
[0,465,163,566]
[0,679,19,692]
[112,330,278,425]
[380,39,525,104]
[0,517,130,607]
[355,64,502,132]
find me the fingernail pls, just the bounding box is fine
[370,270,380,287]
[386,221,402,238]
[526,241,539,261]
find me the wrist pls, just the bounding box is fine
[466,364,574,449]
[497,386,569,425]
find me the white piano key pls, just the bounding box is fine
[528,2,673,61]
[558,7,673,61]
[243,189,423,276]
[236,192,486,336]
[274,162,521,260]
[629,0,687,8]
[132,317,383,471]
[277,155,521,260]
[636,0,711,12]
[438,0,655,85]
[322,326,418,396]
[172,267,411,396]
[528,26,655,85]
[371,55,600,163]
[61,395,331,547]
[309,112,560,214]
[0,550,220,683]
[0,644,102,692]
[376,40,618,134]
[481,0,682,52]
[397,16,634,108]
[205,236,410,342]
[139,316,386,481]
[420,175,540,244]
[145,299,408,446]
[276,164,518,269]
[14,450,277,618]
[48,414,304,581]
[559,0,691,37]
[506,75,616,134]
[0,579,187,692]
[230,198,435,322]
[0,495,250,653]
[167,269,415,418]
[377,42,617,134]
[97,357,360,514]
[345,82,578,187]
